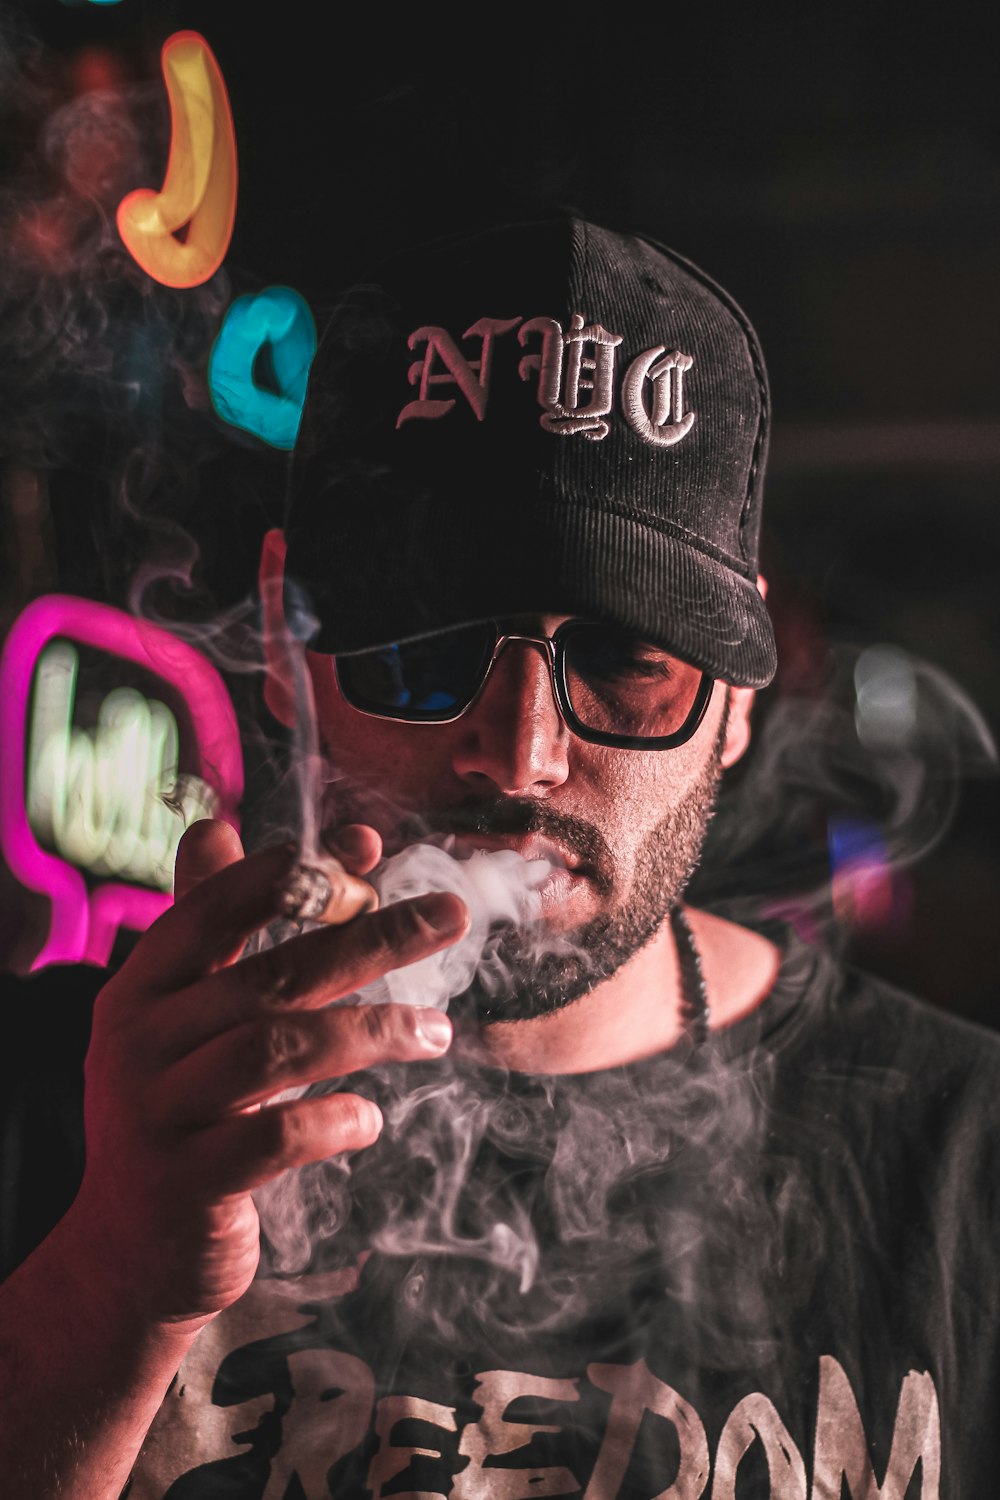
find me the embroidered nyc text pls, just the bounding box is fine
[396,312,696,447]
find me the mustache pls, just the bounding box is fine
[397,797,615,896]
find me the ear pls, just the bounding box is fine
[720,684,756,767]
[720,574,769,770]
[259,527,296,727]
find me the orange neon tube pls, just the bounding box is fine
[116,31,237,289]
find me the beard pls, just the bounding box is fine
[322,700,730,1026]
[465,773,723,1024]
[450,712,730,1024]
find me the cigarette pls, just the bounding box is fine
[280,860,378,925]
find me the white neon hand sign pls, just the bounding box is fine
[27,642,218,891]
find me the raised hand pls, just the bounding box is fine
[72,817,469,1331]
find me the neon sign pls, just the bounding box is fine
[27,642,218,891]
[208,286,317,450]
[116,31,237,289]
[0,597,243,971]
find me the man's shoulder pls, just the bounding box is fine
[770,931,1000,1152]
[830,951,1000,1075]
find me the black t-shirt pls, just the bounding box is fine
[4,934,999,1498]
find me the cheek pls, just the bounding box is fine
[577,712,724,879]
[582,743,703,829]
[307,656,365,770]
[307,654,451,802]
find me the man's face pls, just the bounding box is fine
[305,615,737,1021]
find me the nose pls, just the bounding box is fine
[450,638,571,795]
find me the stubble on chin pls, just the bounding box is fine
[321,700,730,1026]
[458,732,728,1024]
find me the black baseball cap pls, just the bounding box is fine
[284,216,776,687]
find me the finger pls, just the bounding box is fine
[163,998,452,1124]
[154,890,469,1061]
[322,823,383,876]
[122,841,378,996]
[173,819,247,969]
[174,818,245,903]
[194,1091,384,1195]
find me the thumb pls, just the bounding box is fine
[174,817,245,904]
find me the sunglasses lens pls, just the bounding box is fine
[337,620,707,743]
[337,622,496,719]
[562,625,705,740]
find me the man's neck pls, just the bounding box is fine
[467,908,782,1076]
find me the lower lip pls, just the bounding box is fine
[537,867,589,911]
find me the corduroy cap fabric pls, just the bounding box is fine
[284,217,776,687]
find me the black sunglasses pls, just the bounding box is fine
[333,618,714,750]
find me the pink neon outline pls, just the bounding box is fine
[85,886,173,968]
[0,595,243,971]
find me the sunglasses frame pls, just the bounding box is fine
[333,619,716,751]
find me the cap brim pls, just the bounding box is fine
[286,495,776,688]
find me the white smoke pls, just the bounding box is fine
[245,621,785,1377]
[689,639,998,941]
[250,623,996,1375]
[354,842,551,1010]
[8,11,994,1374]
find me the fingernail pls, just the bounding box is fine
[338,872,380,911]
[414,892,467,936]
[414,1010,452,1051]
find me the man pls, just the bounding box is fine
[2,217,998,1498]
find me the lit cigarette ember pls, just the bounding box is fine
[280,860,377,924]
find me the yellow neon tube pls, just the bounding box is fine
[116,31,237,288]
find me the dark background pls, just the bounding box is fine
[1,3,998,1023]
